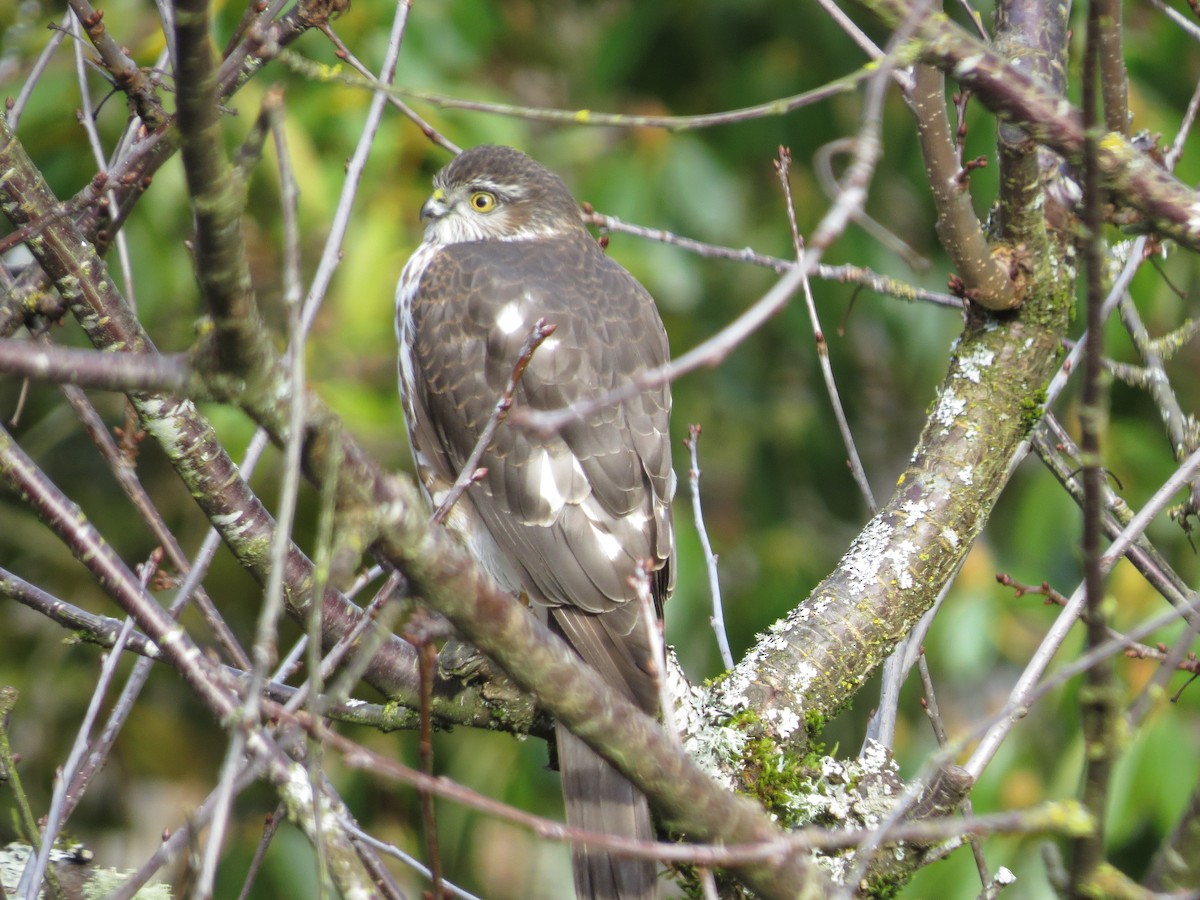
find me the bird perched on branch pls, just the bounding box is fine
[396,145,675,900]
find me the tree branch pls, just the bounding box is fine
[66,0,168,128]
[1069,1,1119,888]
[172,0,265,374]
[0,337,190,393]
[860,0,1200,251]
[907,62,1017,309]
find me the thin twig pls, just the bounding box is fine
[521,42,889,442]
[968,442,1200,779]
[683,424,733,670]
[235,805,287,900]
[66,0,167,127]
[68,8,140,322]
[298,0,414,337]
[1118,294,1199,510]
[634,561,680,745]
[8,13,70,127]
[337,816,483,900]
[813,137,929,272]
[1034,415,1198,622]
[280,49,875,132]
[776,145,876,512]
[318,21,460,154]
[324,713,1087,867]
[813,0,888,67]
[20,613,136,898]
[918,653,992,888]
[585,212,963,308]
[1126,615,1200,729]
[864,573,958,750]
[415,619,445,897]
[55,552,175,833]
[1147,0,1200,40]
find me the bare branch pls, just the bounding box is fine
[907,62,1017,309]
[586,211,964,309]
[862,0,1200,252]
[298,0,414,337]
[777,146,877,511]
[0,338,189,392]
[683,424,734,671]
[318,20,460,155]
[279,49,876,132]
[1069,4,1120,884]
[66,0,167,128]
[1095,0,1130,134]
[0,112,451,719]
[172,0,264,374]
[967,443,1200,779]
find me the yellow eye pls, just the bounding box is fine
[469,191,496,212]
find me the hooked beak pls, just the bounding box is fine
[420,188,448,222]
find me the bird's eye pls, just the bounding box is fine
[469,191,497,212]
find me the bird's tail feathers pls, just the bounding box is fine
[557,722,657,900]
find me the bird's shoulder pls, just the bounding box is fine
[414,234,651,319]
[411,233,668,394]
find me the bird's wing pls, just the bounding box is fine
[406,235,675,623]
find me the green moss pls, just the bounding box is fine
[737,734,808,817]
[862,874,902,899]
[804,708,827,735]
[1019,385,1049,432]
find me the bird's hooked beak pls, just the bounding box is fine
[420,188,448,223]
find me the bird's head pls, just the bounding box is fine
[417,145,587,244]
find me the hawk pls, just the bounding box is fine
[396,145,674,900]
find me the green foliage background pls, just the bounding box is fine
[2,0,1200,896]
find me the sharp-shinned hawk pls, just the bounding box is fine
[396,145,675,900]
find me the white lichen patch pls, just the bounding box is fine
[1108,238,1136,269]
[783,739,908,885]
[844,517,893,593]
[210,509,255,540]
[721,615,821,711]
[843,517,918,593]
[787,740,902,824]
[136,397,200,457]
[757,647,819,714]
[764,705,802,740]
[932,387,967,434]
[885,540,917,590]
[941,526,960,548]
[670,660,747,791]
[958,464,975,485]
[1,842,172,899]
[952,55,984,78]
[956,346,995,384]
[900,498,930,527]
[795,593,835,622]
